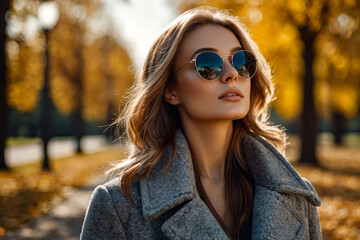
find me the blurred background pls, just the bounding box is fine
[0,0,359,239]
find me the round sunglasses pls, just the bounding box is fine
[174,50,257,81]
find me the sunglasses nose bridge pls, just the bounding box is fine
[219,55,239,83]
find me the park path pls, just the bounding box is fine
[3,175,107,240]
[5,136,107,167]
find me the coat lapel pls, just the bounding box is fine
[139,129,228,239]
[241,133,321,206]
[139,129,198,222]
[251,184,308,239]
[161,198,229,239]
[242,133,321,239]
[140,129,321,240]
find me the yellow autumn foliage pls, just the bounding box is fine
[6,0,359,122]
[331,86,358,118]
[6,40,44,113]
[82,36,133,121]
[6,0,134,123]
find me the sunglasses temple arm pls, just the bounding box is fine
[174,59,196,73]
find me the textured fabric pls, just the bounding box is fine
[193,157,253,240]
[81,129,322,240]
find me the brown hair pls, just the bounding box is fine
[107,6,287,239]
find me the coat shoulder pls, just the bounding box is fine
[81,178,131,239]
[102,177,141,222]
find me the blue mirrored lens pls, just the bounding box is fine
[196,52,223,80]
[233,51,256,78]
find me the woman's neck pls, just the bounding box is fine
[181,119,233,184]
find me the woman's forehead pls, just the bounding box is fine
[179,24,242,58]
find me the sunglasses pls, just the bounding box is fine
[174,50,257,81]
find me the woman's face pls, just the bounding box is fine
[167,24,251,122]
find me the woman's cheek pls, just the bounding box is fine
[177,81,217,118]
[178,71,215,104]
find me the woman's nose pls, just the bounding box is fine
[219,59,238,84]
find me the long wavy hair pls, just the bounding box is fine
[107,6,287,238]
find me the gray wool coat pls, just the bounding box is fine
[81,129,322,240]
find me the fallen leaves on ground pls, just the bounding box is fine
[287,137,360,240]
[294,164,360,240]
[0,145,126,236]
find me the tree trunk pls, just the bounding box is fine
[103,36,116,144]
[105,99,115,143]
[331,111,344,145]
[40,30,52,171]
[74,43,85,154]
[0,0,10,170]
[298,26,318,165]
[74,97,85,154]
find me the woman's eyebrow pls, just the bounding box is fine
[190,46,244,59]
[230,46,244,53]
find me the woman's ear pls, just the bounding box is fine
[164,86,180,105]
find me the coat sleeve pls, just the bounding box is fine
[81,185,126,240]
[302,177,323,240]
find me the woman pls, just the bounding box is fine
[81,6,322,240]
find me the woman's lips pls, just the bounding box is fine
[220,95,243,101]
[218,89,244,101]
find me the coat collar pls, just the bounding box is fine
[139,128,321,223]
[241,131,321,206]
